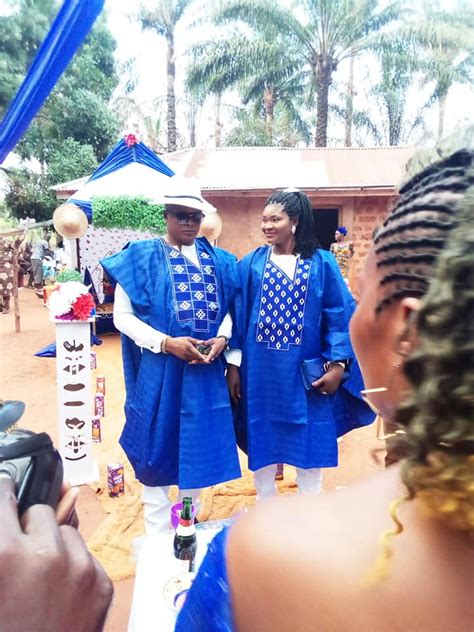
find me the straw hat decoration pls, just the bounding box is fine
[198,202,222,242]
[53,203,89,239]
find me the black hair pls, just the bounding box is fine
[373,149,474,313]
[265,190,320,259]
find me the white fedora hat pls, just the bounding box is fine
[163,176,216,214]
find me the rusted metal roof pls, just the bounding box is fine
[52,146,415,196]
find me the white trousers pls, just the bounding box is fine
[254,464,323,500]
[142,485,201,535]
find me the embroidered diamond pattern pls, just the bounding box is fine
[209,302,218,311]
[178,283,188,291]
[196,309,205,319]
[194,291,204,300]
[207,284,215,293]
[174,265,185,273]
[169,250,179,258]
[201,252,210,259]
[192,273,202,282]
[256,256,311,350]
[180,301,191,310]
[204,266,213,274]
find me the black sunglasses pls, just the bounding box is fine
[166,209,204,225]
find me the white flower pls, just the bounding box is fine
[59,281,90,303]
[48,289,73,317]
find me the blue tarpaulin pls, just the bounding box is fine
[34,333,103,358]
[0,0,104,164]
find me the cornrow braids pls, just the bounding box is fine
[265,190,320,260]
[395,199,474,534]
[373,149,474,313]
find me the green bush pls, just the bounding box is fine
[93,196,165,234]
[57,269,83,283]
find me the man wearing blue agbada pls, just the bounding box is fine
[227,189,373,498]
[101,177,241,534]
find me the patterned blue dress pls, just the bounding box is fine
[100,238,241,489]
[232,246,373,471]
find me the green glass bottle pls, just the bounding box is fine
[173,496,197,573]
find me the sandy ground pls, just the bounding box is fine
[0,288,383,632]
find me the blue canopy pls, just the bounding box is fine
[0,0,104,164]
[68,138,175,221]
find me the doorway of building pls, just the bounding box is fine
[313,208,339,250]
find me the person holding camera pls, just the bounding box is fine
[0,474,113,631]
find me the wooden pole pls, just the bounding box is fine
[0,219,53,238]
[12,247,20,333]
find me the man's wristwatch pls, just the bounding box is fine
[217,335,230,349]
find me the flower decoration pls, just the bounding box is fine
[56,268,83,283]
[124,133,138,147]
[48,281,95,321]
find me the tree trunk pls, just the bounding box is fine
[314,61,332,147]
[214,94,223,148]
[438,90,447,140]
[344,57,355,147]
[166,34,177,152]
[263,85,275,144]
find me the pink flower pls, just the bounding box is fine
[124,133,138,147]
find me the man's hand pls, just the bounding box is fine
[226,364,241,405]
[202,337,227,362]
[164,336,209,363]
[312,364,344,395]
[0,474,114,632]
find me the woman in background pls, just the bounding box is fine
[330,225,354,283]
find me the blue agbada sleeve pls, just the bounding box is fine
[100,240,158,313]
[319,251,355,361]
[175,527,234,632]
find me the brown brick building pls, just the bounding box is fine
[52,146,415,287]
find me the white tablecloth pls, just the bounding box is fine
[128,521,229,632]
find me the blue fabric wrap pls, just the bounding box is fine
[231,246,368,471]
[0,0,104,164]
[175,527,234,632]
[88,139,175,181]
[100,237,241,488]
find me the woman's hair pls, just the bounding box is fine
[265,190,320,259]
[396,198,474,534]
[373,149,474,313]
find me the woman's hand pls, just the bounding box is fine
[227,364,241,405]
[312,364,344,395]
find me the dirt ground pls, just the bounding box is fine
[0,287,383,632]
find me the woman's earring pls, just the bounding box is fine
[291,225,296,235]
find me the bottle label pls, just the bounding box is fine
[176,523,195,537]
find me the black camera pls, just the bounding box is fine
[0,429,63,516]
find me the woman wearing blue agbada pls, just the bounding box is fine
[100,177,241,534]
[226,189,373,498]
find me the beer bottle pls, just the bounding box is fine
[173,496,197,573]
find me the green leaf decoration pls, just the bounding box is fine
[93,196,166,234]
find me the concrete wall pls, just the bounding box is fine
[207,192,393,288]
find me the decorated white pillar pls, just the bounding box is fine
[49,280,98,486]
[54,319,98,485]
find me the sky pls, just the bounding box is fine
[1,0,473,152]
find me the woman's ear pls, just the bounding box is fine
[395,297,422,357]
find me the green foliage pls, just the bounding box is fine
[57,269,83,283]
[0,2,118,221]
[4,168,57,222]
[93,197,166,234]
[48,139,97,185]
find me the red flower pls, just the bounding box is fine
[72,293,95,320]
[124,133,138,147]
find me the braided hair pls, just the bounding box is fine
[373,149,474,313]
[397,197,474,534]
[265,190,320,260]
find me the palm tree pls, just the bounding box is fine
[407,1,474,139]
[211,0,401,146]
[187,31,310,145]
[138,0,192,152]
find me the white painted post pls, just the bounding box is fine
[55,319,98,486]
